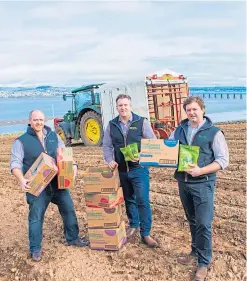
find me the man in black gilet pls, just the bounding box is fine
[10,110,88,262]
[170,97,229,281]
[103,94,159,248]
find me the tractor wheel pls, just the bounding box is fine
[80,111,103,147]
[55,126,72,147]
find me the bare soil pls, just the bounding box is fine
[0,122,245,281]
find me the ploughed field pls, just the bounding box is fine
[0,122,245,281]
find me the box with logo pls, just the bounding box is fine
[24,152,58,196]
[57,147,74,189]
[139,139,179,167]
[88,221,127,250]
[83,166,120,193]
[86,204,123,229]
[85,187,124,208]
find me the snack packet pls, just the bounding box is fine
[128,143,139,159]
[178,144,200,172]
[120,143,139,161]
[120,146,133,161]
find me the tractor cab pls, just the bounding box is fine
[55,83,105,147]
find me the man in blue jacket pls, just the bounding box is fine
[103,94,159,248]
[10,110,88,262]
[170,96,229,281]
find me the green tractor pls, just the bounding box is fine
[54,83,104,147]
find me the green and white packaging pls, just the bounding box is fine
[178,144,200,172]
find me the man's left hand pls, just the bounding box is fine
[130,157,140,162]
[185,163,203,177]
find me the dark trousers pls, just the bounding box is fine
[178,180,215,267]
[26,184,79,253]
[119,167,152,237]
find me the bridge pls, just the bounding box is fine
[190,93,244,99]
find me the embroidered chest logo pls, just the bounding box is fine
[198,135,208,141]
[129,126,137,130]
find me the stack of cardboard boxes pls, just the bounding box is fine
[83,167,127,250]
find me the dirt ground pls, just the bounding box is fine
[0,122,245,281]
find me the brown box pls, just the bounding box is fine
[83,166,120,193]
[85,187,124,208]
[57,147,74,189]
[86,204,123,229]
[140,139,179,168]
[88,221,127,251]
[24,152,58,196]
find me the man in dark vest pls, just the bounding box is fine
[10,110,88,262]
[103,94,159,248]
[170,96,229,281]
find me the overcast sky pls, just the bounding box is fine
[0,1,245,87]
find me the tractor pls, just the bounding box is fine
[54,83,104,147]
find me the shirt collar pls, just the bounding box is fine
[43,128,48,136]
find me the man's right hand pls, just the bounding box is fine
[108,160,118,171]
[19,177,31,192]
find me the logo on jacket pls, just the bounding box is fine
[198,135,208,141]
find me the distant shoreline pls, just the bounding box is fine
[0,118,54,126]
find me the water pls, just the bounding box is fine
[0,87,245,134]
[0,97,72,134]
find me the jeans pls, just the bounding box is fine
[178,180,215,267]
[119,167,152,237]
[26,184,79,253]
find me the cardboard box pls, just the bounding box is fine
[140,139,179,168]
[88,221,127,251]
[25,152,58,196]
[83,166,120,193]
[85,187,124,208]
[86,204,123,229]
[57,147,74,189]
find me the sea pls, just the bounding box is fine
[0,86,246,134]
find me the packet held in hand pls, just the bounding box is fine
[120,143,139,161]
[128,143,139,159]
[178,144,200,172]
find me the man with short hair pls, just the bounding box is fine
[103,94,159,248]
[10,110,88,262]
[170,96,229,281]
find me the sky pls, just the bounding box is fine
[0,1,246,87]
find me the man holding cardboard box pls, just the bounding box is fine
[10,110,88,262]
[103,94,159,248]
[170,97,229,281]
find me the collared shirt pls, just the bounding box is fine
[10,128,65,172]
[169,119,229,169]
[187,119,207,145]
[118,115,133,136]
[103,113,156,164]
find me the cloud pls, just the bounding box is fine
[28,1,153,19]
[0,1,245,86]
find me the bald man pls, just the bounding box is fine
[10,110,88,262]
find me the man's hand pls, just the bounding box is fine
[73,164,78,179]
[185,163,203,177]
[108,160,118,171]
[130,157,140,162]
[19,177,31,192]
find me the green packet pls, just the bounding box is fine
[120,143,139,161]
[178,144,200,172]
